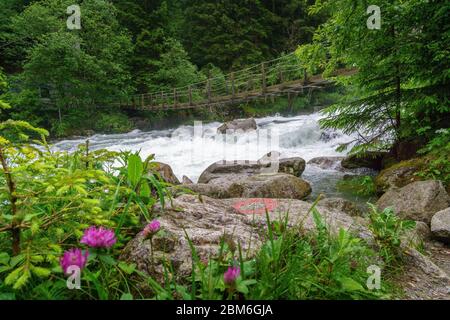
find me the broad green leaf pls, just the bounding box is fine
[0,252,10,265]
[140,180,151,199]
[120,293,133,300]
[127,154,143,189]
[339,277,365,292]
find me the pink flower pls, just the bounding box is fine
[60,248,88,274]
[143,220,161,238]
[80,226,117,248]
[224,266,240,285]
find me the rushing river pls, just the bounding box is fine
[52,112,375,204]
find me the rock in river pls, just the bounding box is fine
[185,173,312,200]
[307,156,345,171]
[217,118,257,134]
[198,155,306,184]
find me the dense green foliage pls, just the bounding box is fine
[0,0,327,137]
[296,0,449,158]
[417,128,450,186]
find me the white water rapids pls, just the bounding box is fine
[52,112,371,201]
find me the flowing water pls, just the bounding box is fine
[52,112,376,204]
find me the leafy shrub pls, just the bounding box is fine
[417,129,450,186]
[367,204,416,268]
[0,128,169,299]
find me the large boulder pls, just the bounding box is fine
[198,156,306,184]
[217,118,257,134]
[307,156,345,171]
[375,158,425,194]
[183,173,312,200]
[278,157,306,176]
[376,181,450,224]
[152,162,180,185]
[341,151,388,170]
[120,195,372,283]
[318,197,362,217]
[198,161,262,184]
[258,152,306,177]
[431,208,450,243]
[229,174,312,199]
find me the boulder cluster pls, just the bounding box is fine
[121,120,450,299]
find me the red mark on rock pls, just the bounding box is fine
[233,198,278,215]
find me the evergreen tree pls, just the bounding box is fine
[145,38,206,92]
[300,0,449,157]
[0,0,35,72]
[113,0,185,92]
[183,0,273,71]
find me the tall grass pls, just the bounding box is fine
[148,206,398,300]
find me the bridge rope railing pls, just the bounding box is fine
[119,52,313,110]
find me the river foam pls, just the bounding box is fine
[53,112,353,182]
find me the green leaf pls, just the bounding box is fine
[5,267,23,286]
[127,154,143,189]
[339,277,365,292]
[140,180,151,199]
[13,269,31,290]
[241,279,257,286]
[118,262,136,275]
[236,281,249,295]
[0,252,10,265]
[9,254,25,268]
[120,293,133,300]
[31,266,51,278]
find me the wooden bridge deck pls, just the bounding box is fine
[118,52,355,111]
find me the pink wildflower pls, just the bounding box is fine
[60,248,88,274]
[143,220,161,238]
[80,226,117,248]
[224,266,240,285]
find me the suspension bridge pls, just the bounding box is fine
[119,52,355,111]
